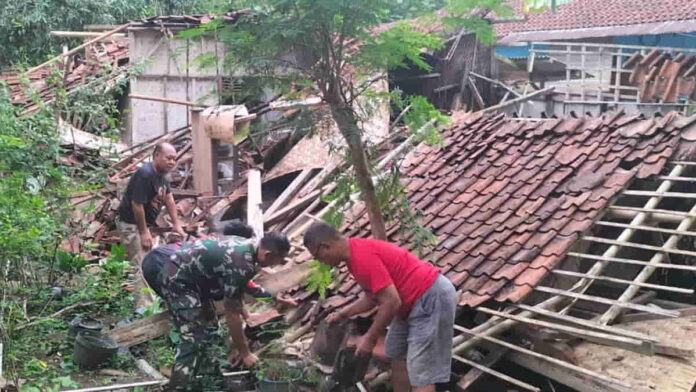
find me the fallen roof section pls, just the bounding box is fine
[313,111,689,309]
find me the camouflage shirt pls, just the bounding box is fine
[168,238,257,311]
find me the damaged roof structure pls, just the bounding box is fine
[273,109,696,392]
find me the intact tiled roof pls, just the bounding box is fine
[289,111,695,310]
[496,0,696,38]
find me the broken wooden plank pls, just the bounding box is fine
[264,189,322,226]
[513,304,658,343]
[455,346,511,391]
[476,308,654,356]
[506,352,631,392]
[619,306,696,323]
[453,324,632,389]
[467,76,486,110]
[247,169,263,239]
[551,269,693,294]
[480,87,554,114]
[453,352,539,392]
[263,169,314,219]
[469,71,521,97]
[535,287,679,318]
[106,311,171,347]
[191,108,216,196]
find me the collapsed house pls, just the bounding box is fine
[5,4,696,392]
[265,110,696,392]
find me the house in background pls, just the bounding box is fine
[491,0,696,117]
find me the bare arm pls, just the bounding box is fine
[357,285,400,356]
[164,193,183,234]
[225,309,251,357]
[132,202,152,250]
[339,294,377,319]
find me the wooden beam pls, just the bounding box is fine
[129,94,198,107]
[264,189,321,226]
[619,306,696,323]
[263,169,314,219]
[476,308,654,356]
[513,304,658,342]
[247,169,263,239]
[595,220,696,239]
[568,252,696,271]
[581,236,696,258]
[467,76,486,110]
[26,23,131,75]
[656,175,696,182]
[453,325,632,388]
[608,205,696,218]
[599,199,696,325]
[106,312,171,347]
[51,31,127,38]
[393,73,441,81]
[535,287,680,318]
[479,87,555,114]
[456,346,510,391]
[191,108,216,196]
[551,270,694,294]
[506,352,631,392]
[620,190,696,199]
[433,83,460,93]
[469,71,521,97]
[453,353,540,392]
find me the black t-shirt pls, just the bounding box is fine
[118,162,171,225]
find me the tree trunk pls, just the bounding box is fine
[329,104,388,240]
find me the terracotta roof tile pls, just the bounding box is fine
[297,112,692,308]
[496,0,696,45]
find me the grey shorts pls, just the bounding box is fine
[385,274,457,386]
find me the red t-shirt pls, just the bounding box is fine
[348,238,439,318]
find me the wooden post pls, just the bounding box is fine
[191,108,216,196]
[247,169,263,239]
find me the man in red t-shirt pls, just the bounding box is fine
[303,222,457,392]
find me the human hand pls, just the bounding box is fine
[173,223,186,239]
[325,311,345,324]
[355,334,377,358]
[241,352,258,368]
[140,230,153,250]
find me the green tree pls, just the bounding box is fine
[0,0,226,69]
[182,0,507,239]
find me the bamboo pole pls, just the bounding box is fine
[26,23,131,75]
[453,325,632,388]
[608,205,696,218]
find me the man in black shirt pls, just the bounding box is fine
[116,142,185,307]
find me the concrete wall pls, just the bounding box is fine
[128,29,225,145]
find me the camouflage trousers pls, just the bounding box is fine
[162,287,225,391]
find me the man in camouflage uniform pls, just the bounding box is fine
[142,231,291,391]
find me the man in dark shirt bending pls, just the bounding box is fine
[117,142,185,306]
